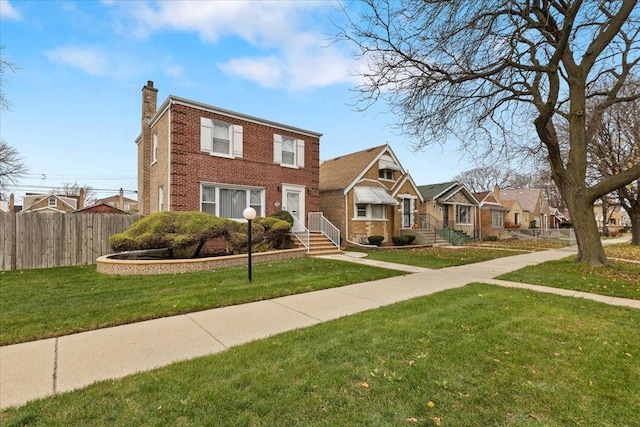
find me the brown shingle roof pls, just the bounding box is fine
[319,144,387,191]
[500,188,543,212]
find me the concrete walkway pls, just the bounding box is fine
[1,237,637,409]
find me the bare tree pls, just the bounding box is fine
[55,182,97,206]
[338,0,640,265]
[1,46,19,111]
[590,80,640,244]
[453,166,530,192]
[0,47,25,197]
[0,142,25,196]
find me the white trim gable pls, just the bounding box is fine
[390,174,425,202]
[344,145,407,195]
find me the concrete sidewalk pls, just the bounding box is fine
[1,237,637,409]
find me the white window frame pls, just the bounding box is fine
[152,132,158,164]
[281,136,297,166]
[456,205,471,225]
[48,197,56,207]
[378,169,394,181]
[200,118,243,159]
[200,183,264,219]
[158,185,164,211]
[274,134,304,168]
[354,203,387,220]
[491,211,503,228]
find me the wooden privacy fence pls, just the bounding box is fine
[0,212,142,271]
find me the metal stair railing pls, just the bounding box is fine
[291,217,310,251]
[418,214,460,244]
[308,212,340,249]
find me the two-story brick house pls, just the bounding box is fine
[137,81,322,226]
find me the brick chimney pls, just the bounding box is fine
[493,184,501,202]
[119,188,124,210]
[78,188,85,209]
[140,80,158,215]
[9,193,14,213]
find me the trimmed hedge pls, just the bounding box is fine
[367,235,384,246]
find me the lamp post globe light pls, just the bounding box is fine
[242,207,257,282]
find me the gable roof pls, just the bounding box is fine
[500,188,545,212]
[418,181,478,205]
[320,144,393,192]
[22,193,79,212]
[74,203,127,214]
[417,182,458,201]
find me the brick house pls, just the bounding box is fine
[96,189,138,213]
[497,186,549,230]
[472,190,509,239]
[417,182,479,241]
[21,191,84,213]
[136,81,322,226]
[319,144,424,246]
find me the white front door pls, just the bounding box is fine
[286,191,300,222]
[282,184,306,229]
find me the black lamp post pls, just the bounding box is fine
[242,207,257,282]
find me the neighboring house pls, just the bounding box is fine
[21,192,84,213]
[319,144,424,245]
[417,181,479,240]
[548,206,569,229]
[472,190,509,239]
[74,203,127,214]
[0,200,8,212]
[497,187,549,230]
[136,81,322,227]
[96,189,138,213]
[593,199,623,234]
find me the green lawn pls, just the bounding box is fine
[2,284,638,426]
[349,246,527,268]
[497,258,640,300]
[0,258,404,345]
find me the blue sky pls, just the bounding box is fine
[1,0,471,205]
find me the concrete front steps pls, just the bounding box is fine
[290,232,342,256]
[401,229,450,246]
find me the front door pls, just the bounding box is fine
[442,204,449,228]
[402,198,412,228]
[286,191,300,223]
[282,184,306,230]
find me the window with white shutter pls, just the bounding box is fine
[274,134,304,168]
[200,117,243,158]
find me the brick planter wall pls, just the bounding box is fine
[96,248,306,275]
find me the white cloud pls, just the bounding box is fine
[112,0,357,90]
[218,56,284,88]
[45,46,109,76]
[0,0,22,20]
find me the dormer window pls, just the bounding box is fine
[378,169,394,180]
[49,197,56,207]
[378,154,402,181]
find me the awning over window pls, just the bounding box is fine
[378,155,403,171]
[354,187,399,205]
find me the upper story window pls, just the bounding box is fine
[378,169,394,180]
[274,134,304,168]
[200,117,243,158]
[281,137,296,166]
[152,132,158,164]
[48,197,56,207]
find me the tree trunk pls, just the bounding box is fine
[629,208,640,246]
[563,189,609,266]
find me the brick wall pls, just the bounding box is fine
[141,99,320,219]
